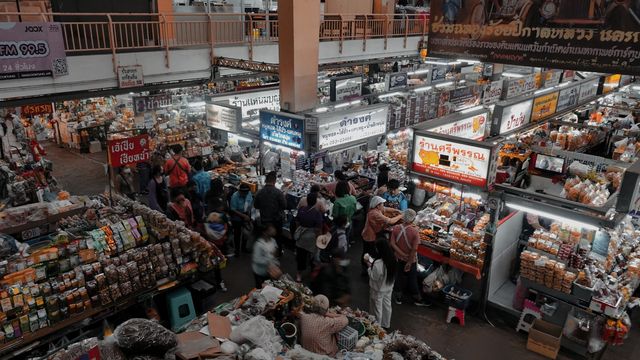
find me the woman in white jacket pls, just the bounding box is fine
[367,237,397,329]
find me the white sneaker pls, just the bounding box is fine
[219,281,228,292]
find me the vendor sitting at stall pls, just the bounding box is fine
[298,294,349,357]
[381,179,408,211]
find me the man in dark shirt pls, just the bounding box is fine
[254,171,287,254]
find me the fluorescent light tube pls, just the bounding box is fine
[461,105,484,114]
[334,102,351,108]
[414,86,432,92]
[506,203,599,230]
[457,59,480,64]
[435,82,453,88]
[189,101,206,107]
[502,72,525,78]
[378,92,402,99]
[315,107,328,113]
[408,69,430,75]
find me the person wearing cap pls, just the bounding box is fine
[230,183,254,256]
[361,196,402,275]
[297,294,348,357]
[389,209,431,307]
[381,179,408,211]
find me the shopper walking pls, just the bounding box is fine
[116,167,136,200]
[203,210,229,292]
[367,237,397,329]
[252,223,282,288]
[254,171,287,254]
[163,144,191,190]
[390,209,431,306]
[191,158,211,199]
[229,183,254,256]
[167,188,195,229]
[332,181,358,226]
[294,192,324,282]
[147,165,168,213]
[205,178,226,215]
[361,196,402,275]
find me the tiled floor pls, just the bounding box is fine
[46,144,639,360]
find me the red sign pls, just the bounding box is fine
[22,103,53,117]
[107,134,150,167]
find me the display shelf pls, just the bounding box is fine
[0,206,86,236]
[520,277,590,309]
[417,244,482,279]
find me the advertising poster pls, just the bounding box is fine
[210,89,280,119]
[504,74,537,99]
[108,134,150,167]
[497,99,534,135]
[428,0,640,75]
[544,70,562,87]
[531,91,559,122]
[579,78,600,102]
[556,85,580,112]
[387,72,408,91]
[206,103,241,132]
[317,105,388,150]
[259,110,305,150]
[412,134,492,188]
[482,80,503,104]
[0,22,68,80]
[330,75,362,102]
[428,112,488,141]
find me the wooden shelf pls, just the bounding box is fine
[0,206,86,236]
[417,244,482,280]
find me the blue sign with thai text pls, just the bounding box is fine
[259,110,305,150]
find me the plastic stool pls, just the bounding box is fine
[166,287,196,331]
[516,299,541,333]
[446,306,465,326]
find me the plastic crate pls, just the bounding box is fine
[337,325,358,351]
[443,284,472,310]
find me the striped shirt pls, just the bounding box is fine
[299,312,348,356]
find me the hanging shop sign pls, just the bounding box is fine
[117,65,144,89]
[602,74,621,94]
[330,75,362,102]
[427,1,640,74]
[531,91,559,122]
[620,75,633,87]
[503,74,537,99]
[412,132,492,188]
[431,65,454,83]
[21,103,53,117]
[492,99,534,135]
[579,78,600,102]
[206,103,242,133]
[482,63,494,77]
[107,134,151,167]
[210,89,280,119]
[562,70,575,82]
[0,22,68,80]
[428,112,488,141]
[556,85,580,112]
[259,110,305,150]
[133,94,172,115]
[386,72,408,91]
[447,85,482,111]
[482,80,503,104]
[317,105,389,150]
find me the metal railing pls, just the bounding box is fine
[1,12,429,70]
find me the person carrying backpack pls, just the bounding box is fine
[163,144,191,190]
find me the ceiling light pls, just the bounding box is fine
[424,60,461,66]
[350,100,360,105]
[557,82,571,87]
[506,203,599,230]
[435,82,453,88]
[408,69,430,75]
[457,59,480,64]
[502,72,525,78]
[334,102,350,108]
[315,107,328,113]
[229,133,253,143]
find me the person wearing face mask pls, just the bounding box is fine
[116,166,136,200]
[167,188,196,229]
[381,179,408,211]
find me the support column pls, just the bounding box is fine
[278,0,320,113]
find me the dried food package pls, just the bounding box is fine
[113,318,177,356]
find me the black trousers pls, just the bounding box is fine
[296,247,313,272]
[232,221,249,254]
[362,241,377,272]
[254,273,269,288]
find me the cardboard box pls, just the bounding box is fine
[527,319,563,359]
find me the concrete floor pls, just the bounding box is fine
[46,145,639,360]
